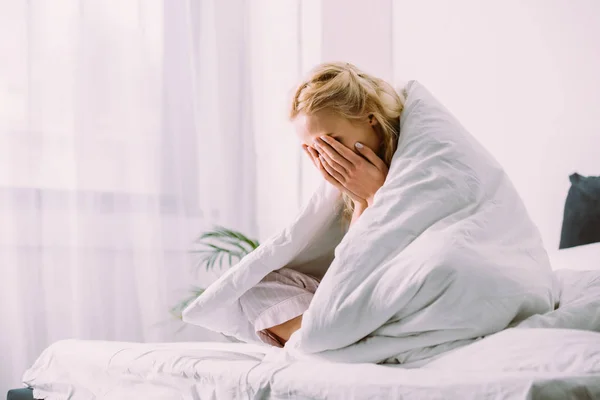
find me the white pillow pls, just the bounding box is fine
[547,242,600,271]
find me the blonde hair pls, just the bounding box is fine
[289,61,405,221]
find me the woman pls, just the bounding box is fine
[239,61,405,347]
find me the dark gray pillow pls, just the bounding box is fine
[559,173,600,249]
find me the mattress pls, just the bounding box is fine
[22,269,600,400]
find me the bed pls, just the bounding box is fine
[9,83,600,399]
[14,262,600,400]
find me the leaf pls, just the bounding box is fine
[201,233,249,253]
[174,226,260,320]
[170,286,205,319]
[205,251,218,271]
[191,225,260,273]
[199,226,260,251]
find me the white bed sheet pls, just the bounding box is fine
[23,269,600,400]
[22,333,600,400]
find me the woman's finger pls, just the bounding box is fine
[319,155,346,183]
[314,138,354,170]
[316,156,345,191]
[318,148,348,178]
[316,154,365,203]
[354,142,388,171]
[305,145,320,168]
[318,135,363,166]
[302,145,316,167]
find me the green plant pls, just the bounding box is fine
[191,226,260,271]
[169,285,205,320]
[170,226,260,320]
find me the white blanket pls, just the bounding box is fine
[182,81,558,364]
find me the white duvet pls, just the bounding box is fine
[22,270,600,399]
[182,81,558,364]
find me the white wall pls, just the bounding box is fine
[251,1,600,249]
[392,0,600,249]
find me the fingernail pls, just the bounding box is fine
[355,142,363,149]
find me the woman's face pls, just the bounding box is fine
[293,109,380,155]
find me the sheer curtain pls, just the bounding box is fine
[0,0,256,393]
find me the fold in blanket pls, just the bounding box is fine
[183,81,558,364]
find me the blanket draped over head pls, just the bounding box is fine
[183,81,557,364]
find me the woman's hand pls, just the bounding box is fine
[302,136,388,207]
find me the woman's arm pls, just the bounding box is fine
[350,200,368,226]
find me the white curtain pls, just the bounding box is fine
[0,0,257,393]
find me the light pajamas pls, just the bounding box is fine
[238,267,320,347]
